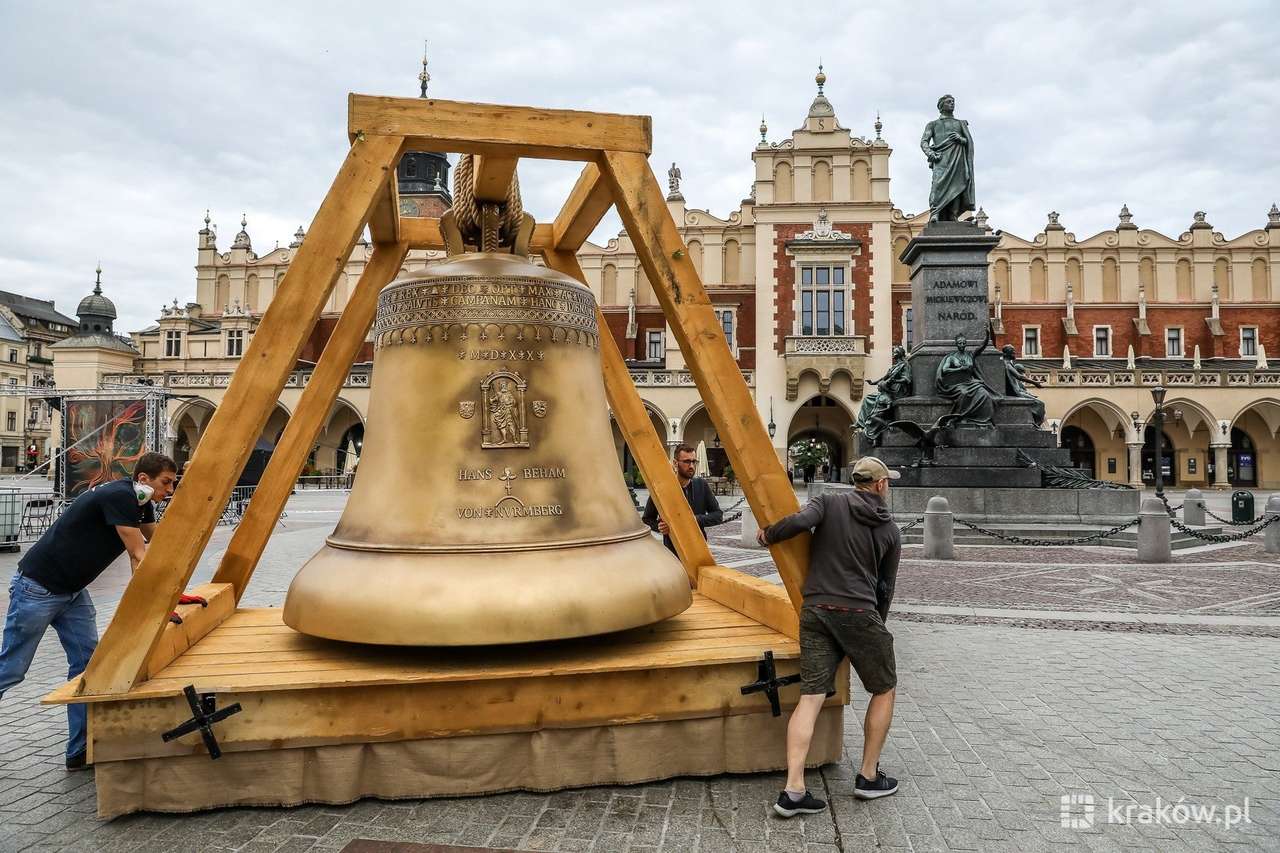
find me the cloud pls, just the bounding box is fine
[0,1,1275,335]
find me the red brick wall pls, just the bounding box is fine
[998,304,1280,359]
[772,223,874,354]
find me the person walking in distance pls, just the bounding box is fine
[642,444,722,555]
[0,452,178,770]
[758,456,903,816]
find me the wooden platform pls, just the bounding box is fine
[48,590,842,765]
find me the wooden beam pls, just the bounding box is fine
[348,95,651,161]
[366,170,401,244]
[471,154,519,203]
[552,162,615,251]
[77,134,406,697]
[212,242,410,605]
[543,249,712,580]
[697,566,798,640]
[400,217,554,252]
[600,150,809,612]
[143,583,236,679]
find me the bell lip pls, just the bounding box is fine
[323,525,653,555]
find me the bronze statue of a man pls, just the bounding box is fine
[921,95,976,222]
[1001,344,1046,427]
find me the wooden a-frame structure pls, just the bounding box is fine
[47,96,840,816]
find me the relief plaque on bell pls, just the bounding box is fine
[283,253,692,645]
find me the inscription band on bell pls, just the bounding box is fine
[375,276,599,349]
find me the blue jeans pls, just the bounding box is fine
[0,573,98,757]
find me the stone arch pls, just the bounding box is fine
[245,273,260,312]
[635,265,654,305]
[170,398,217,471]
[993,258,1009,294]
[1138,256,1155,293]
[215,274,230,312]
[1252,258,1270,301]
[786,394,856,483]
[723,238,741,283]
[1030,258,1047,302]
[850,159,871,200]
[893,237,910,283]
[1143,397,1216,446]
[1214,256,1231,301]
[812,160,832,202]
[774,161,793,203]
[687,239,704,277]
[610,400,672,475]
[1176,258,1193,301]
[1229,398,1280,437]
[1066,257,1082,292]
[1060,397,1130,439]
[315,398,365,473]
[601,263,618,305]
[1101,257,1119,302]
[1059,399,1130,481]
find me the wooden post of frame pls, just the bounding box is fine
[543,249,712,580]
[212,241,410,603]
[600,150,810,611]
[77,134,406,696]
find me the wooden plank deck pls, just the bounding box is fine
[55,593,797,704]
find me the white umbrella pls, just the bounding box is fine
[695,440,710,477]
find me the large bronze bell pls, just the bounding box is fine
[283,253,693,645]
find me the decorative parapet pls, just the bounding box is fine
[627,369,753,388]
[1026,367,1280,388]
[782,335,867,400]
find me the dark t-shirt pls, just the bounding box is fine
[18,479,155,595]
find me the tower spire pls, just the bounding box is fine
[815,61,826,95]
[94,263,102,295]
[418,41,430,98]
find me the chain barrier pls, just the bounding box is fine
[1157,494,1183,516]
[1204,507,1264,527]
[1170,513,1280,543]
[953,517,1141,547]
[897,517,924,533]
[711,497,748,526]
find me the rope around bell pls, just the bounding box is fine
[451,154,524,252]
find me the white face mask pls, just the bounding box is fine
[134,482,154,504]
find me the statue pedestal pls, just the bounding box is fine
[872,221,1098,498]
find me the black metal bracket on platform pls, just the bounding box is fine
[161,685,243,759]
[740,650,801,717]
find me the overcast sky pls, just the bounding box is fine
[1,2,1276,334]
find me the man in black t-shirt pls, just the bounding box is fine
[0,452,176,770]
[641,444,723,556]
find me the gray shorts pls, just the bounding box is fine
[799,604,897,696]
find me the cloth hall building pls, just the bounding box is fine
[60,72,1280,489]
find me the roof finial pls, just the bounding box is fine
[203,209,211,228]
[874,111,883,141]
[815,61,826,95]
[758,114,768,144]
[94,263,103,295]
[1268,202,1280,228]
[418,40,430,98]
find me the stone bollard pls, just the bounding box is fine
[923,495,954,560]
[1265,495,1280,555]
[1183,488,1205,527]
[740,506,761,548]
[1137,497,1172,563]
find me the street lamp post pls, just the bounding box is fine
[767,396,776,440]
[1150,385,1167,500]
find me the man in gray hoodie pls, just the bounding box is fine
[758,456,903,816]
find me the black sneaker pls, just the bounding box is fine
[854,768,898,799]
[773,790,827,817]
[65,751,88,772]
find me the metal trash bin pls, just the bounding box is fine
[0,488,21,552]
[1232,490,1255,523]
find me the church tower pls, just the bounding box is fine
[397,47,452,217]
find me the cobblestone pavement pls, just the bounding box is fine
[1,490,1277,851]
